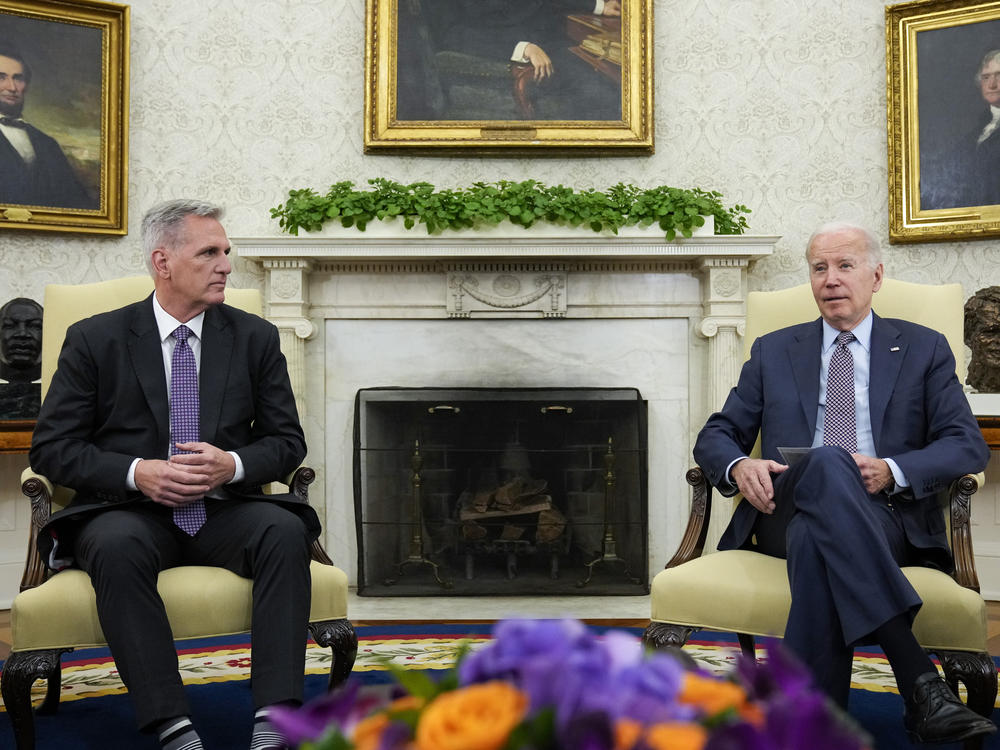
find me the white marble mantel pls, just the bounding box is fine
[234,231,779,582]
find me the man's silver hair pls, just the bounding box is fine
[805,221,882,270]
[977,49,1000,82]
[141,199,223,275]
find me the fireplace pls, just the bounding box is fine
[355,387,647,595]
[234,230,777,586]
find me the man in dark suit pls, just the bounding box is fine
[30,199,316,750]
[694,223,995,744]
[0,44,96,209]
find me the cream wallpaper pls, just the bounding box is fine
[2,1,1000,602]
[1,0,998,295]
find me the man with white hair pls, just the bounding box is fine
[695,222,995,743]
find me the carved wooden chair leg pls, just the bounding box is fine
[934,650,999,718]
[309,619,358,690]
[736,633,757,659]
[36,661,66,715]
[642,622,695,651]
[0,648,69,750]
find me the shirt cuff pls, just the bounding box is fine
[512,41,530,62]
[126,457,141,491]
[594,0,606,13]
[723,456,749,493]
[884,457,909,494]
[227,450,245,484]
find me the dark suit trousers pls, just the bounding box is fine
[74,498,313,731]
[749,446,922,707]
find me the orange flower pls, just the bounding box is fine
[614,719,643,750]
[643,722,709,750]
[415,681,528,750]
[678,672,750,716]
[352,695,424,750]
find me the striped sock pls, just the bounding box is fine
[157,716,203,750]
[250,707,288,750]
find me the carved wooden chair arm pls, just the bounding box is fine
[284,465,335,566]
[19,469,56,592]
[664,467,714,569]
[948,473,982,592]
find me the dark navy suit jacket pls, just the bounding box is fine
[29,295,318,565]
[693,312,991,571]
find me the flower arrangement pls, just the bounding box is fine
[271,619,871,750]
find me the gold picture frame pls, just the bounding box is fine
[887,0,1000,243]
[0,0,128,235]
[364,0,653,154]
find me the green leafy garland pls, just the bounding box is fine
[271,179,750,241]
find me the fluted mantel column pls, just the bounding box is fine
[261,258,315,420]
[698,257,753,551]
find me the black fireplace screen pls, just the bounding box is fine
[354,387,648,595]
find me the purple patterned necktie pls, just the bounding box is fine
[823,331,858,453]
[170,324,206,534]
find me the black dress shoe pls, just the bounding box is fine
[904,672,997,744]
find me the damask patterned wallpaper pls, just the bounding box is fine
[0,0,998,307]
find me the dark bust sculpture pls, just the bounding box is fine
[964,286,1000,393]
[0,296,43,418]
[0,297,43,383]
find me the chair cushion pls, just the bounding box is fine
[650,550,987,652]
[10,561,348,652]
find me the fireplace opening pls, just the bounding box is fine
[354,387,648,595]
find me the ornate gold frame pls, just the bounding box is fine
[887,0,1000,243]
[0,0,128,235]
[364,0,653,154]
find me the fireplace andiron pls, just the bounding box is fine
[384,440,453,589]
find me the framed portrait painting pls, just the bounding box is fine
[364,0,653,154]
[0,0,128,235]
[887,0,1000,242]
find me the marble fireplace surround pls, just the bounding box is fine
[235,230,779,587]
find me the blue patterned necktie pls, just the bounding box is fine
[823,331,857,453]
[170,325,206,534]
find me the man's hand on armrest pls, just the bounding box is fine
[731,458,787,514]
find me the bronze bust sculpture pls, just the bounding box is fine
[0,296,43,418]
[964,286,1000,392]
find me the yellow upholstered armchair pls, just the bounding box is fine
[644,279,997,718]
[1,277,357,750]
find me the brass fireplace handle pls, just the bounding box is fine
[541,405,574,414]
[427,405,461,414]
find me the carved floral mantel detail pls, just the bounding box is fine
[447,272,567,318]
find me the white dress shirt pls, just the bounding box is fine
[0,118,35,164]
[125,294,245,490]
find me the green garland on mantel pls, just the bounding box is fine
[270,179,751,241]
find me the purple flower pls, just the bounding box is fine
[732,642,871,750]
[703,721,776,750]
[376,721,413,750]
[735,641,813,702]
[557,710,616,750]
[268,680,378,745]
[591,653,694,724]
[460,618,609,719]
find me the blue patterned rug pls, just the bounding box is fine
[1,624,998,749]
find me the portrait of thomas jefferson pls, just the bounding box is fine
[0,23,102,211]
[917,20,1000,210]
